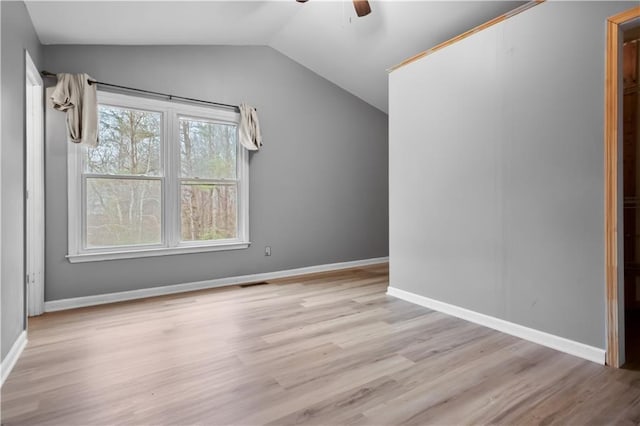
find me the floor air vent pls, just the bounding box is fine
[239,281,269,288]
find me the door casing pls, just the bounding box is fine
[605,6,640,368]
[25,50,45,317]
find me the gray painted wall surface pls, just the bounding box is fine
[1,1,43,361]
[44,45,389,301]
[389,1,635,349]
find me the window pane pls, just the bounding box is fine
[86,105,162,176]
[179,117,236,179]
[86,178,162,247]
[181,183,237,241]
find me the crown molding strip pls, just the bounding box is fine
[388,0,544,73]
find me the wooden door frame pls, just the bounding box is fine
[605,6,640,368]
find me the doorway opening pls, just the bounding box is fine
[623,28,640,368]
[605,6,640,368]
[25,51,44,317]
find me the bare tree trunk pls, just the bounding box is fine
[221,186,228,237]
[115,187,124,242]
[126,112,138,242]
[138,184,147,241]
[129,111,138,173]
[144,141,152,174]
[182,122,198,240]
[128,183,135,227]
[214,188,216,235]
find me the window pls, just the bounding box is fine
[67,92,249,262]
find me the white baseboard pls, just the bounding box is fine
[45,257,389,312]
[1,330,27,387]
[386,286,605,365]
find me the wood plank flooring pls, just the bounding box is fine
[3,264,640,425]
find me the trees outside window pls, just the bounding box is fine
[67,92,249,263]
[86,106,162,247]
[179,117,238,241]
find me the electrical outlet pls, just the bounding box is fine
[265,246,271,256]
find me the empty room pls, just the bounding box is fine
[2,0,640,424]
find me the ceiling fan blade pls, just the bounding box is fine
[353,0,371,17]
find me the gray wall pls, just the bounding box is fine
[389,1,635,349]
[1,1,43,361]
[44,45,389,301]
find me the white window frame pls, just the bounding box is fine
[67,91,250,263]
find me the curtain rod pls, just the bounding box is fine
[40,71,242,111]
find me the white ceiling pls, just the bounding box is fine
[25,0,525,112]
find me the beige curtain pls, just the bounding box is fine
[50,73,98,147]
[239,103,262,151]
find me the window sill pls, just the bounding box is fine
[66,242,251,263]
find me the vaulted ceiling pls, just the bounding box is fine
[25,1,525,113]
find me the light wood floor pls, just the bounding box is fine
[3,264,640,425]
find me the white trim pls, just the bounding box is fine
[25,51,41,86]
[67,241,251,263]
[0,4,2,374]
[1,331,27,387]
[67,140,83,259]
[386,286,606,365]
[45,257,389,312]
[25,50,45,317]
